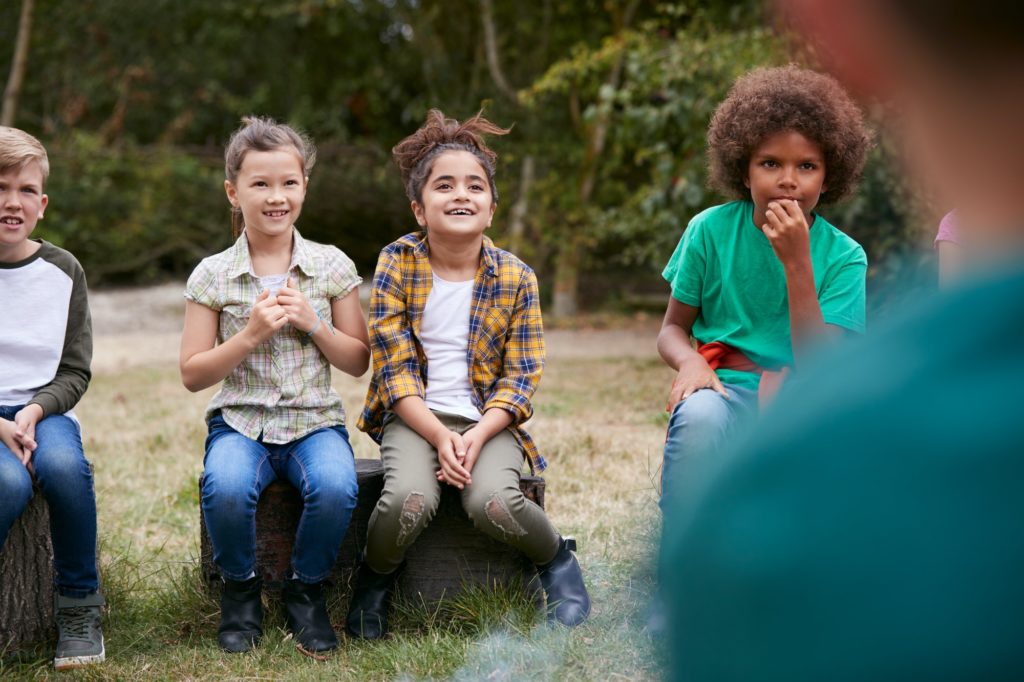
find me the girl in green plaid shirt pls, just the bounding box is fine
[347,110,591,639]
[180,117,370,655]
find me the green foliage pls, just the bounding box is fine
[39,133,227,285]
[519,7,923,298]
[0,0,925,299]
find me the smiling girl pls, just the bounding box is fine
[179,116,370,655]
[347,110,590,639]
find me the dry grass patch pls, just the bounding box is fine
[3,298,672,679]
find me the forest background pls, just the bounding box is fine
[1,0,930,319]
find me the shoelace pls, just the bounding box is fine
[56,607,96,640]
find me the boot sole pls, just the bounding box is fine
[54,643,105,671]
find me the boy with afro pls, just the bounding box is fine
[657,65,871,517]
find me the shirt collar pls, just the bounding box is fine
[224,227,317,279]
[407,230,498,277]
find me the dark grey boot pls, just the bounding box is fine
[537,536,591,626]
[218,576,263,653]
[283,578,338,653]
[345,559,399,640]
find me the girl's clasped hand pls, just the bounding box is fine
[245,278,321,344]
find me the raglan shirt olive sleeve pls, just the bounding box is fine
[28,245,93,417]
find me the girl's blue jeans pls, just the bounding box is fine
[661,384,758,516]
[201,413,359,583]
[0,406,100,598]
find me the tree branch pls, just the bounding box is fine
[479,0,519,103]
[2,0,35,127]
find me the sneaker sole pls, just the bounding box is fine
[54,642,106,671]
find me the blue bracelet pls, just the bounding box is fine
[307,314,322,336]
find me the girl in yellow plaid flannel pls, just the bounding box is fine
[348,110,591,639]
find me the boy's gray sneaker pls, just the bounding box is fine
[53,592,105,670]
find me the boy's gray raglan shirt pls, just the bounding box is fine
[0,239,92,416]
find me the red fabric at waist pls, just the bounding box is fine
[697,341,788,406]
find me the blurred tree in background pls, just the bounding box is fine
[1,0,929,312]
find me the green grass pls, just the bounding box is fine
[2,321,671,680]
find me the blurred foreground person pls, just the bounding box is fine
[661,1,1024,680]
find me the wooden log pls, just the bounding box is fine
[0,489,56,651]
[200,458,545,604]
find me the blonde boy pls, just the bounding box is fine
[0,127,103,670]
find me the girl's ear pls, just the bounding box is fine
[743,175,750,189]
[225,179,238,207]
[487,201,496,228]
[411,201,427,227]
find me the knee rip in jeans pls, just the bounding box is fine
[484,492,527,538]
[396,492,425,546]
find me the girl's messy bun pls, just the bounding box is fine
[393,109,510,204]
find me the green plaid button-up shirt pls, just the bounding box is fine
[184,229,362,443]
[358,231,548,473]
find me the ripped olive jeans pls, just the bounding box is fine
[364,411,560,574]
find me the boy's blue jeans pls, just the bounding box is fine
[201,414,359,583]
[0,406,100,598]
[661,384,758,514]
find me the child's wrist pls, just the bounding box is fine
[307,314,322,336]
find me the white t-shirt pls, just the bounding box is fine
[258,273,289,297]
[421,274,480,421]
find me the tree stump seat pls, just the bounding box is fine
[199,458,545,605]
[0,487,56,652]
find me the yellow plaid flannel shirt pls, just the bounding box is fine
[358,231,548,473]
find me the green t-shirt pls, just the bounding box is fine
[662,200,867,389]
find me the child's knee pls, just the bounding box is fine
[200,467,258,513]
[381,485,440,545]
[465,488,528,539]
[0,459,33,511]
[309,471,358,510]
[671,389,732,428]
[31,444,91,489]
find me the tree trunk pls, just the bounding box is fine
[0,490,55,651]
[552,232,582,318]
[479,0,519,103]
[551,0,641,319]
[1,0,35,127]
[505,155,534,255]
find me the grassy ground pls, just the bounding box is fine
[2,291,673,680]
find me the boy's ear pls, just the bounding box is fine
[411,201,426,227]
[224,180,238,207]
[38,193,48,218]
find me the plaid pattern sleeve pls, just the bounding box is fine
[480,267,544,424]
[358,244,426,440]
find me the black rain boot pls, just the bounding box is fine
[345,559,399,640]
[282,578,339,653]
[537,536,591,627]
[218,576,263,653]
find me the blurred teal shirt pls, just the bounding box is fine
[662,262,1024,681]
[662,200,866,389]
